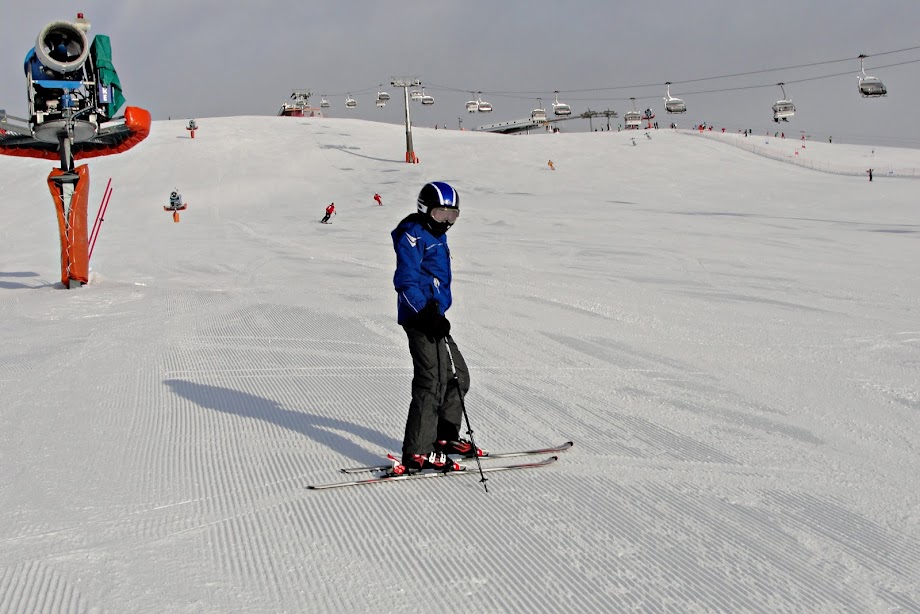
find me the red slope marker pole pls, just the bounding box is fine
[88,178,112,262]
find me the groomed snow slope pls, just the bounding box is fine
[1,118,918,613]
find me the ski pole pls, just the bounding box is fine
[445,335,488,493]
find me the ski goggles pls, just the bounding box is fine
[430,207,459,224]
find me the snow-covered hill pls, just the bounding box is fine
[1,117,918,613]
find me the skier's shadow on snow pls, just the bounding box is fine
[165,379,401,464]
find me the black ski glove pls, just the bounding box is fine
[412,301,451,339]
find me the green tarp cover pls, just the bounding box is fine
[90,35,125,117]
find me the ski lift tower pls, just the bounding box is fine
[391,76,421,163]
[581,109,601,131]
[601,109,618,130]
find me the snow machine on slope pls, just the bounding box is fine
[0,14,150,290]
[165,189,188,223]
[0,14,150,165]
[165,189,187,212]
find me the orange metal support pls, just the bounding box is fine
[46,165,91,287]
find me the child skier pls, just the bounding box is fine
[374,193,383,206]
[320,203,335,223]
[389,181,484,475]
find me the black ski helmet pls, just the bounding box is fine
[417,181,459,215]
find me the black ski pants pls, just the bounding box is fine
[401,327,470,459]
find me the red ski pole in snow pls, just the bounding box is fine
[88,178,113,262]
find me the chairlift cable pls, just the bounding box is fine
[422,44,920,97]
[315,44,920,108]
[582,56,920,103]
[424,56,920,104]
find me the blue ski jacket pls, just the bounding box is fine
[392,214,452,324]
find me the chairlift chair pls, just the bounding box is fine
[772,83,795,122]
[552,90,572,116]
[410,89,423,102]
[624,97,641,129]
[345,94,357,109]
[663,82,687,114]
[466,93,479,113]
[420,88,435,105]
[320,96,330,108]
[532,98,547,122]
[476,92,492,113]
[375,88,390,107]
[857,54,887,98]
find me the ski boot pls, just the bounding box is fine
[386,451,461,476]
[435,438,488,459]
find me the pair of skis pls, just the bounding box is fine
[308,441,573,490]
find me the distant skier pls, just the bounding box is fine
[868,169,873,182]
[374,193,383,206]
[320,203,335,223]
[389,181,483,476]
[547,160,555,171]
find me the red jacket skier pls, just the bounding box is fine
[321,203,335,224]
[374,193,382,206]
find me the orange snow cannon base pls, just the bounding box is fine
[46,165,91,288]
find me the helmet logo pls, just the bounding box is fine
[417,181,458,217]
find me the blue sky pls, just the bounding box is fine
[2,1,919,146]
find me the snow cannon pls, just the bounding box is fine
[187,118,198,138]
[165,189,188,223]
[0,14,151,289]
[34,20,90,75]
